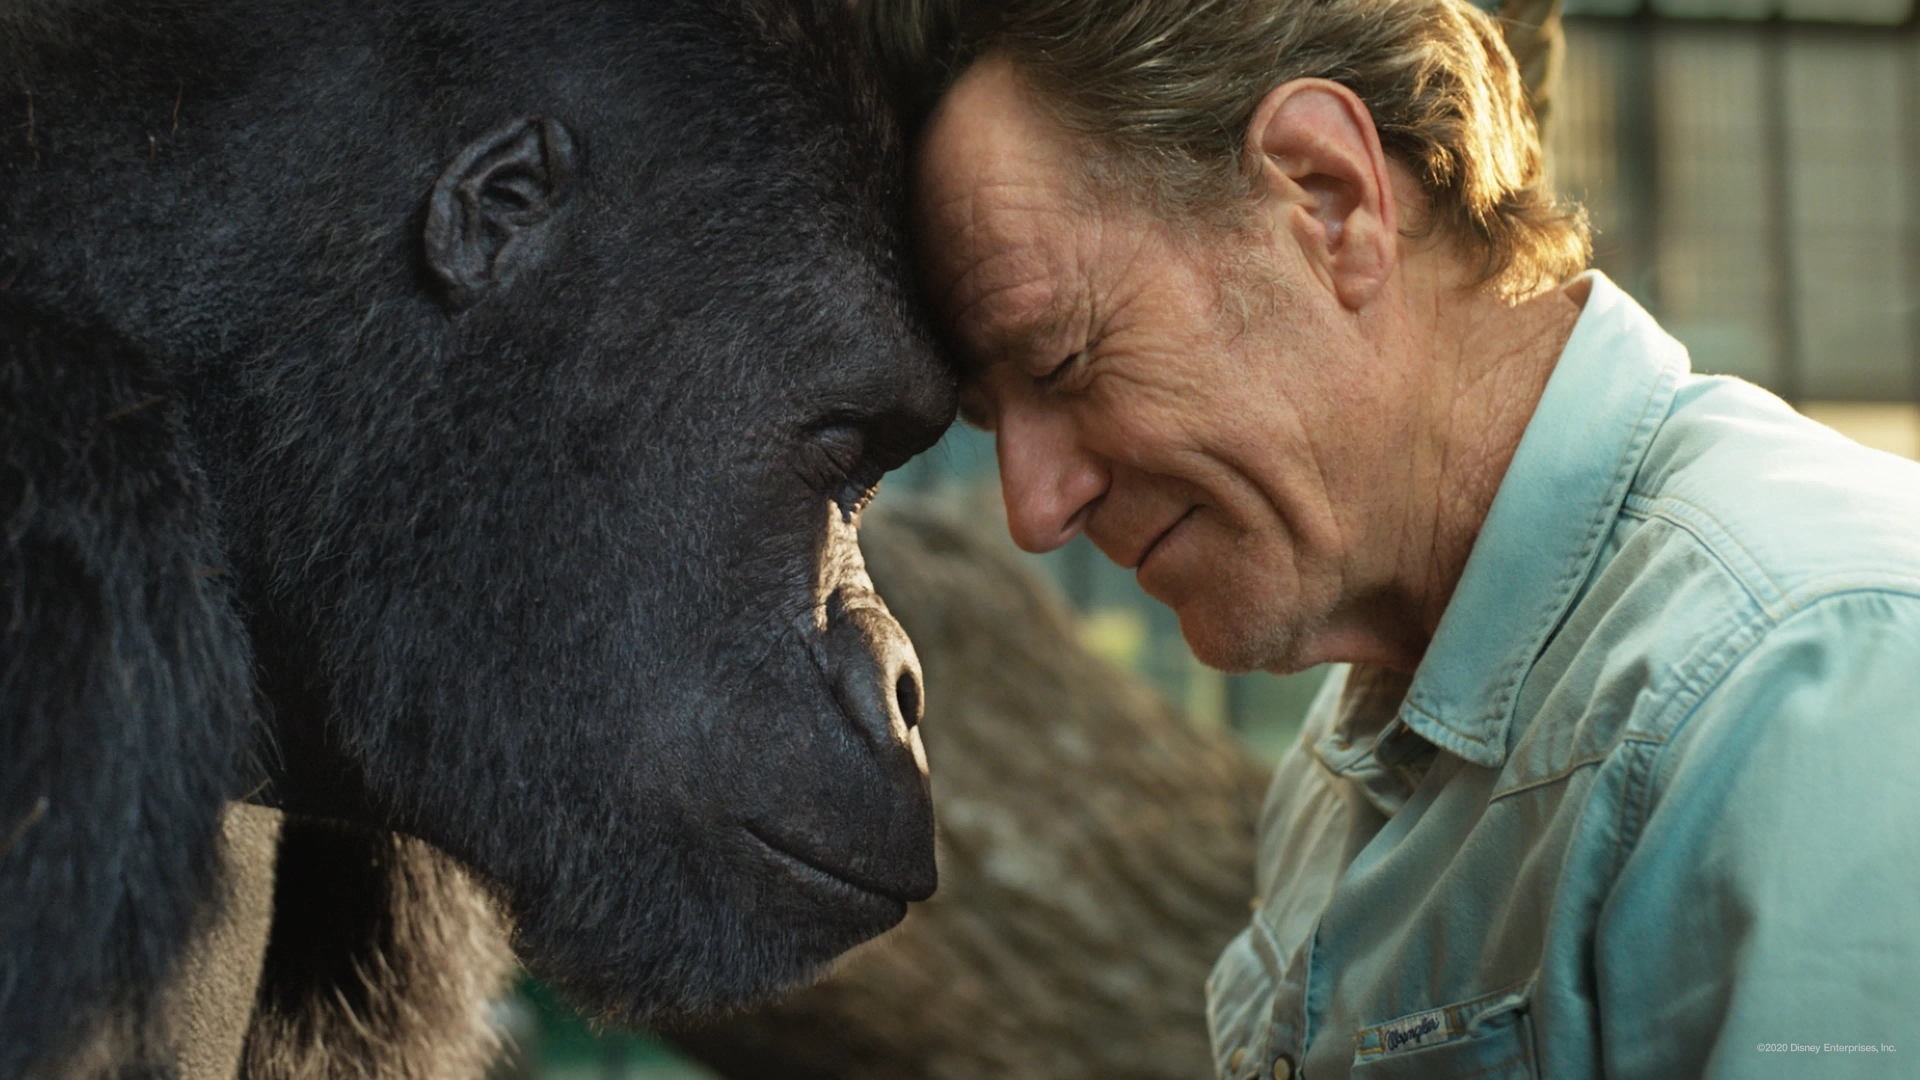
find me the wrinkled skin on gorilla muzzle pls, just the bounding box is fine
[751,507,934,902]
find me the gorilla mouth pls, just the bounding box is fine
[744,824,916,906]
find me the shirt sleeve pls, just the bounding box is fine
[1593,590,1920,1079]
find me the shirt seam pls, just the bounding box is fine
[1612,737,1664,887]
[1610,588,1920,869]
[1621,492,1789,615]
[1620,608,1776,854]
[1618,494,1920,620]
[1558,598,1766,882]
[1493,539,1774,809]
[1488,752,1613,804]
[1786,581,1920,608]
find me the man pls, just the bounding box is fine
[862,0,1920,1076]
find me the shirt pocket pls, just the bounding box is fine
[1348,982,1537,1080]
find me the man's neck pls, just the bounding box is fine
[1419,276,1587,638]
[1336,270,1587,675]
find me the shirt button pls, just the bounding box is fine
[1271,1054,1296,1080]
[1228,1049,1247,1071]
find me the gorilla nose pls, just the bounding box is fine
[819,589,928,778]
[770,586,934,902]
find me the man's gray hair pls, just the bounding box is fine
[861,0,1590,295]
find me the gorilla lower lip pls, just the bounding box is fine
[744,825,916,905]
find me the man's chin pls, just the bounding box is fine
[1174,602,1316,675]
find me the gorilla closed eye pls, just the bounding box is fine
[801,425,865,489]
[808,424,911,520]
[839,471,883,521]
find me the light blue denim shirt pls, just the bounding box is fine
[1206,271,1920,1080]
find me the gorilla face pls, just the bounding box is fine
[243,2,955,1018]
[0,0,950,1022]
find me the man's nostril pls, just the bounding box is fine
[895,669,922,729]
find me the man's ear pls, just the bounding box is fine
[424,116,578,313]
[1246,80,1397,311]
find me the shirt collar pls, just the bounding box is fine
[1395,271,1686,769]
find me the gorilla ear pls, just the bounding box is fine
[424,116,578,313]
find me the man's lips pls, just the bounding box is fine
[1127,506,1197,571]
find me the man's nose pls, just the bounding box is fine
[996,401,1108,553]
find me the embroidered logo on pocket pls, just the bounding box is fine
[1352,977,1534,1064]
[1380,1008,1451,1053]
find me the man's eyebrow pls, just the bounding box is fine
[957,306,1072,385]
[982,296,1082,369]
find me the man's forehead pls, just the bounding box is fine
[927,231,1085,380]
[915,59,1090,368]
[918,55,1079,199]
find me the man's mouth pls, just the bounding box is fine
[1131,506,1197,572]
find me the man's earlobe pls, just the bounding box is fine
[424,116,578,313]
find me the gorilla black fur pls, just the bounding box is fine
[1,292,257,1077]
[1,0,954,1075]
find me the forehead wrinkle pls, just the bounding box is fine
[929,180,1074,296]
[949,274,1079,379]
[1082,215,1143,343]
[937,218,1088,376]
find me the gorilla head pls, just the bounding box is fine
[0,0,952,1061]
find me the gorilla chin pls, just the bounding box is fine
[510,821,923,1026]
[497,715,934,1023]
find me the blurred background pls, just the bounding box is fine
[507,2,1920,1073]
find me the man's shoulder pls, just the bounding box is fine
[1513,374,1920,752]
[1625,374,1920,614]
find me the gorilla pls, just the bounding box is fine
[0,0,953,1075]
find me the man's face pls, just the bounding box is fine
[914,59,1417,674]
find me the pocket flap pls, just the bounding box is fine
[1349,980,1537,1080]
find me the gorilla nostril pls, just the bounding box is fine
[895,669,922,729]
